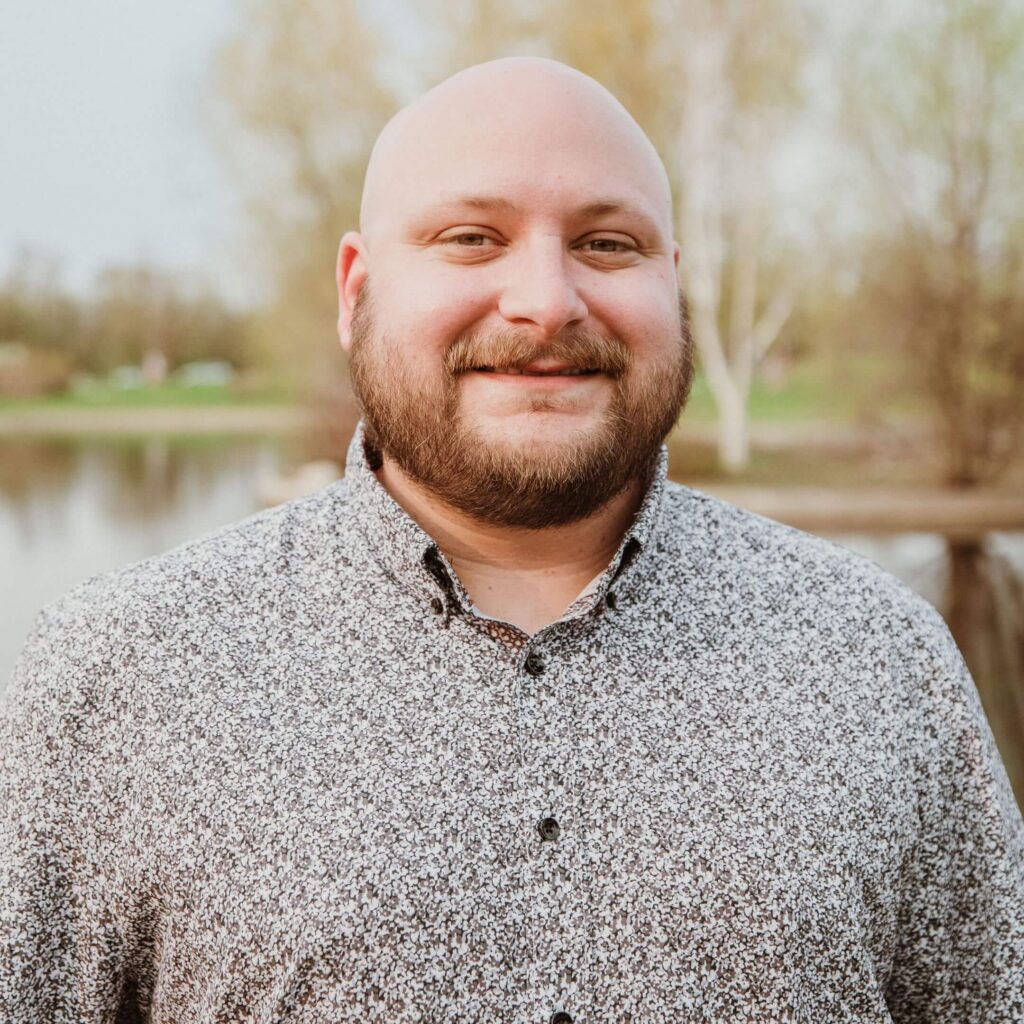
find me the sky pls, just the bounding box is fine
[0,1,882,309]
[0,0,243,300]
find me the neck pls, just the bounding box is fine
[373,456,648,633]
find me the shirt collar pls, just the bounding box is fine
[342,418,669,617]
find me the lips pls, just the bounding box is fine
[473,366,600,377]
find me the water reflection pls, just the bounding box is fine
[2,438,1021,806]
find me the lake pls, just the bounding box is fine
[2,436,1021,802]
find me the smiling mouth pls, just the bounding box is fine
[473,367,601,377]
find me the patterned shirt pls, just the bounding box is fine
[2,420,1022,1023]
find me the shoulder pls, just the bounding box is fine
[55,476,353,621]
[656,480,936,635]
[6,478,357,708]
[653,482,971,729]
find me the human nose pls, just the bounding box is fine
[496,236,589,337]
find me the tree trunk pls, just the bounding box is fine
[712,371,750,473]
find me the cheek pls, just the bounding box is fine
[614,316,682,371]
[590,279,680,350]
[380,261,491,345]
[387,308,482,375]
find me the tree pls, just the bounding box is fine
[666,0,812,473]
[211,0,400,380]
[0,250,80,355]
[844,0,1024,488]
[81,265,249,377]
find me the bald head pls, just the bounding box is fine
[358,57,674,248]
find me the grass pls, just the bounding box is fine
[0,380,294,411]
[682,350,929,426]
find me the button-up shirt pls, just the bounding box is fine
[2,420,1022,1023]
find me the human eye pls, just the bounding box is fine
[432,229,505,263]
[577,235,637,256]
[440,232,497,248]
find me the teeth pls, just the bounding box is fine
[527,369,594,376]
[476,368,596,376]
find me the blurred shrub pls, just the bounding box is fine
[0,254,258,382]
[0,343,73,398]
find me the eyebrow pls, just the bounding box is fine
[434,194,517,214]
[426,194,664,234]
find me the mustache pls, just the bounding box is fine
[444,326,629,376]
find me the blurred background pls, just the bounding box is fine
[1,0,1022,804]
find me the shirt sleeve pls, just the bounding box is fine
[0,603,128,1023]
[885,600,1024,1022]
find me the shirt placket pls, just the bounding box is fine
[515,643,587,1024]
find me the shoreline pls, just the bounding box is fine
[0,404,311,436]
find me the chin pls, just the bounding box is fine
[472,410,603,449]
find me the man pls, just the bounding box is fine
[1,57,1021,1023]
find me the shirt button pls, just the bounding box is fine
[550,1013,574,1024]
[430,597,444,615]
[537,815,561,841]
[605,591,618,610]
[524,653,546,676]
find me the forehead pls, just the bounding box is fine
[362,75,673,238]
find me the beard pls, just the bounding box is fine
[347,280,694,529]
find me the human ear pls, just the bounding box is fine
[336,231,369,352]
